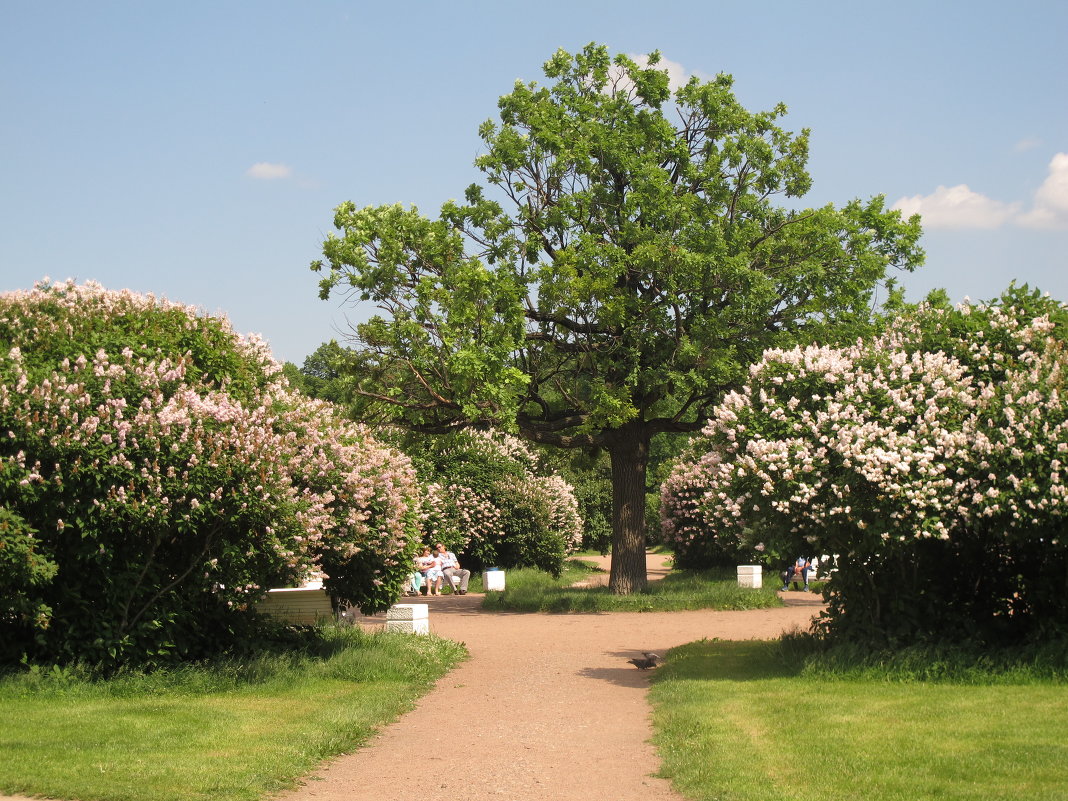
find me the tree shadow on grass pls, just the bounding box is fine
[654,638,804,682]
[579,640,803,687]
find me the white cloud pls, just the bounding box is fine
[892,152,1068,232]
[1017,153,1068,230]
[603,53,705,97]
[246,162,293,180]
[1014,137,1042,152]
[892,184,1019,229]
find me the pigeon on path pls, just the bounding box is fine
[627,651,661,670]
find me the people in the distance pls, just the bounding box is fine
[405,554,425,596]
[436,542,471,595]
[416,545,444,595]
[781,556,812,591]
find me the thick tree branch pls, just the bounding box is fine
[525,309,622,337]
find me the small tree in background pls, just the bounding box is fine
[283,340,354,405]
[662,286,1068,647]
[0,280,422,668]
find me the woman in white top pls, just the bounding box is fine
[416,545,444,595]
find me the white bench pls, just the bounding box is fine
[257,585,336,624]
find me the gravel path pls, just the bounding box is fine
[276,554,824,801]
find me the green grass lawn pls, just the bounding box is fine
[481,559,785,612]
[649,639,1068,801]
[0,627,466,801]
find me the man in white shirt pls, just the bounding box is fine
[435,543,471,595]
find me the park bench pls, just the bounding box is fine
[780,565,821,590]
[257,580,337,624]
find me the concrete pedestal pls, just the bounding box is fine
[484,569,506,592]
[386,603,429,634]
[737,565,763,588]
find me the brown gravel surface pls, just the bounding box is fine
[277,554,823,801]
[1,555,823,801]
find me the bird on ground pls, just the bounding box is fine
[627,652,661,670]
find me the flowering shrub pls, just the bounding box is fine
[282,400,423,613]
[403,429,583,576]
[0,280,421,667]
[0,507,57,664]
[662,287,1068,646]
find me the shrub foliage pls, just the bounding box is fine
[402,429,583,576]
[662,286,1068,647]
[0,280,422,668]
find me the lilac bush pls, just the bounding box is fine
[281,399,423,613]
[0,507,56,663]
[413,429,583,576]
[0,280,421,667]
[662,288,1068,645]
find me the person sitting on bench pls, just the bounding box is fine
[781,556,812,591]
[436,542,471,595]
[416,545,444,595]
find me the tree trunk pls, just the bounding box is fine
[607,424,649,594]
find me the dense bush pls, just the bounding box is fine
[535,448,614,554]
[289,342,592,569]
[0,507,57,664]
[662,286,1068,647]
[0,280,421,668]
[400,429,583,576]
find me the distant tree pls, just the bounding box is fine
[281,362,307,393]
[311,43,924,593]
[284,341,355,405]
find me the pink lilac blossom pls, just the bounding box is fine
[1,280,422,610]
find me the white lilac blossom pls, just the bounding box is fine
[662,297,1068,566]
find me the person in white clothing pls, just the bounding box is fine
[435,543,471,595]
[416,545,444,595]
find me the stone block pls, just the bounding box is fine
[386,603,429,634]
[737,565,763,588]
[484,569,506,591]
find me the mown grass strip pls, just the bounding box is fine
[648,639,1068,801]
[482,560,784,612]
[0,627,466,801]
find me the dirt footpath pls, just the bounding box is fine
[277,555,824,801]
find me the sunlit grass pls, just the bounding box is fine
[482,560,783,612]
[0,626,466,801]
[649,639,1068,801]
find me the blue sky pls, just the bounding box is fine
[2,0,1066,366]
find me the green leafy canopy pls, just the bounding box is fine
[312,44,922,445]
[310,43,924,593]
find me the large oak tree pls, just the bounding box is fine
[311,44,924,593]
